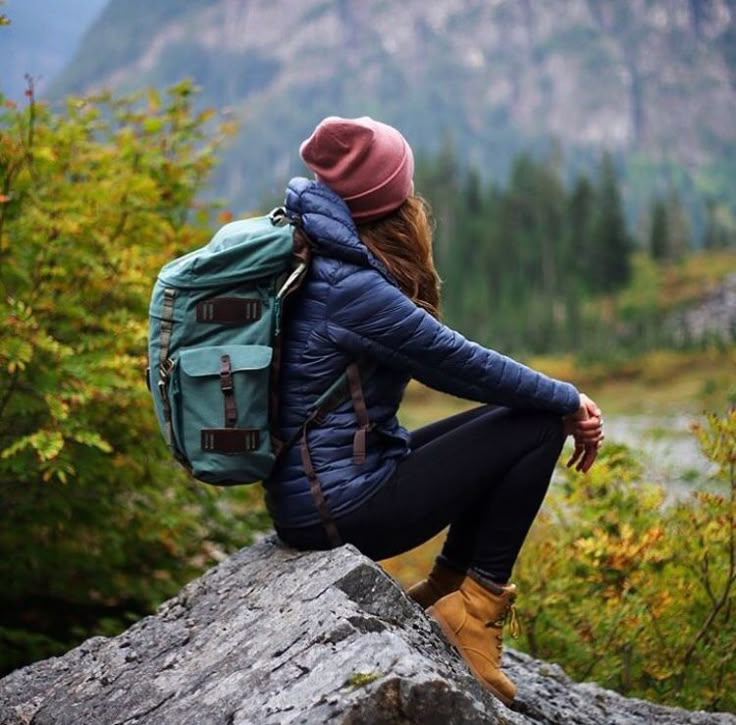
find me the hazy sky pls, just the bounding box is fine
[0,0,108,99]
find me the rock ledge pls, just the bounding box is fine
[0,538,733,725]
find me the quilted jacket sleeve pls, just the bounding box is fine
[325,267,580,415]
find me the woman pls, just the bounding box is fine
[266,116,604,706]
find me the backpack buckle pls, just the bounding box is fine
[159,357,175,379]
[219,355,234,392]
[219,355,238,427]
[269,206,291,227]
[276,261,308,299]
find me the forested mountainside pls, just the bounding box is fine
[50,0,736,214]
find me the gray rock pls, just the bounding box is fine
[668,271,736,345]
[0,538,732,725]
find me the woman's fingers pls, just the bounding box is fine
[575,417,601,431]
[572,412,604,442]
[573,416,603,436]
[573,424,602,440]
[578,444,599,473]
[568,433,604,471]
[574,427,605,443]
[566,441,585,468]
[566,393,605,472]
[581,393,602,418]
[567,442,602,471]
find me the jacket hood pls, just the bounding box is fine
[285,177,395,284]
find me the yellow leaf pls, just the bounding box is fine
[34,146,56,162]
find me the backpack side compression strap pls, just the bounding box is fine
[157,288,177,449]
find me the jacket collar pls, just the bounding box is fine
[285,177,396,285]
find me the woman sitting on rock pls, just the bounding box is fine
[269,116,604,706]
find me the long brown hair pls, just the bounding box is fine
[358,195,442,319]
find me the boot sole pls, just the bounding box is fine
[428,605,514,708]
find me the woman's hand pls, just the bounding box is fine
[563,393,604,473]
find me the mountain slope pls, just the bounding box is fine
[51,0,736,214]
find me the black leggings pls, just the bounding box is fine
[278,405,566,583]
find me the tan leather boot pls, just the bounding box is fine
[428,575,519,705]
[406,560,465,609]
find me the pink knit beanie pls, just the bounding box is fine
[300,116,414,222]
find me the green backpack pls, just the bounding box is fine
[147,209,311,485]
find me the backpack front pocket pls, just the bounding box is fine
[169,344,274,484]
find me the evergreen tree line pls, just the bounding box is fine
[415,145,735,356]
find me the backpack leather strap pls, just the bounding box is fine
[300,421,342,548]
[157,288,177,447]
[158,288,176,370]
[346,362,370,465]
[284,362,372,546]
[197,297,262,324]
[219,354,238,427]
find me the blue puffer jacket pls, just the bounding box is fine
[263,177,580,529]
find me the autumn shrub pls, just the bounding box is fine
[515,409,736,711]
[0,82,270,674]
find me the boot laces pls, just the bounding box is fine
[485,594,520,650]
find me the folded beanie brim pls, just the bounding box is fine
[300,115,414,223]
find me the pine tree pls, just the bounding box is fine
[703,198,734,249]
[565,175,595,344]
[665,190,691,260]
[648,192,690,262]
[590,152,632,292]
[567,175,595,283]
[649,198,670,261]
